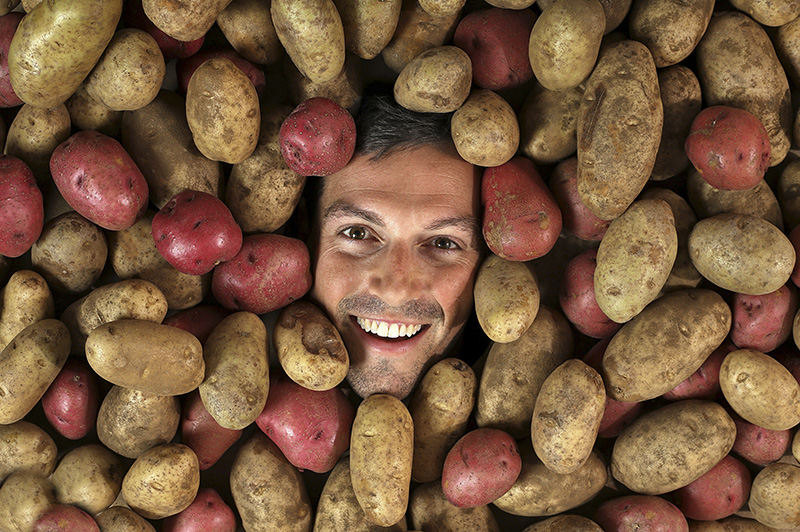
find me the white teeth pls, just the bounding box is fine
[356,317,423,338]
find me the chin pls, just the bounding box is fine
[346,374,416,400]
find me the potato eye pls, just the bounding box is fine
[342,226,369,240]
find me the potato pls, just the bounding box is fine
[686,171,783,229]
[0,269,53,351]
[66,84,122,138]
[122,0,204,61]
[0,421,57,482]
[180,390,242,471]
[482,157,562,261]
[121,443,199,520]
[628,0,713,67]
[217,0,281,65]
[476,306,573,438]
[603,289,730,402]
[519,84,581,166]
[284,55,363,111]
[549,158,609,241]
[732,416,791,466]
[31,212,107,294]
[748,462,800,529]
[673,454,751,521]
[776,15,800,86]
[538,0,631,32]
[335,0,402,60]
[529,0,604,90]
[274,300,348,391]
[315,457,408,532]
[474,255,539,344]
[84,29,165,111]
[185,57,260,164]
[730,0,800,26]
[0,13,22,107]
[409,481,498,532]
[393,46,471,113]
[51,444,124,515]
[41,358,99,439]
[163,305,228,344]
[696,11,792,167]
[651,66,701,181]
[493,446,607,517]
[97,385,179,459]
[177,49,266,96]
[611,400,736,494]
[86,319,204,396]
[7,0,121,108]
[594,495,688,532]
[0,156,43,258]
[0,319,69,424]
[4,103,70,185]
[32,504,99,532]
[531,359,605,474]
[271,0,345,83]
[0,472,56,532]
[779,160,800,229]
[577,40,662,221]
[662,343,730,401]
[408,358,475,484]
[484,0,534,8]
[451,90,519,167]
[688,213,795,295]
[230,432,312,532]
[351,394,414,527]
[559,249,620,338]
[142,0,231,41]
[731,284,797,352]
[522,515,602,532]
[162,488,236,532]
[94,507,155,532]
[381,2,459,73]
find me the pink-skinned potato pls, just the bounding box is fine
[162,488,236,532]
[453,8,535,91]
[123,0,203,60]
[559,248,621,338]
[50,130,148,231]
[180,390,242,471]
[594,495,689,532]
[176,49,264,95]
[731,283,798,352]
[441,427,521,508]
[731,416,791,466]
[482,156,562,261]
[279,97,356,177]
[163,304,229,344]
[673,454,751,521]
[549,157,609,241]
[791,225,800,288]
[0,13,22,107]
[255,373,354,473]
[152,190,243,275]
[32,504,99,532]
[0,155,42,257]
[211,233,312,314]
[685,106,771,191]
[662,343,733,401]
[41,357,99,440]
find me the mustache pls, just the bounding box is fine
[338,293,443,322]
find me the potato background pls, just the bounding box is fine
[4,0,800,530]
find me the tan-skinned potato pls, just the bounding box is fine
[522,515,602,531]
[50,444,125,515]
[95,507,156,532]
[0,471,56,532]
[142,0,232,42]
[284,54,363,111]
[451,90,519,167]
[778,159,800,229]
[335,0,403,60]
[381,1,460,73]
[0,421,57,483]
[628,0,714,67]
[66,84,122,138]
[519,83,582,165]
[650,66,701,181]
[409,482,499,531]
[217,0,282,65]
[730,0,800,26]
[748,463,800,529]
[0,269,54,352]
[686,171,784,230]
[394,46,472,113]
[4,103,70,186]
[538,0,632,34]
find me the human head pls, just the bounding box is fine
[309,86,482,399]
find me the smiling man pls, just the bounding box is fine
[310,88,483,399]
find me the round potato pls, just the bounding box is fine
[451,90,519,167]
[673,454,751,521]
[686,171,783,230]
[381,1,459,73]
[594,495,688,532]
[394,46,471,113]
[94,507,155,532]
[628,0,713,67]
[142,0,230,41]
[51,444,124,515]
[474,255,540,344]
[0,269,54,351]
[335,0,402,60]
[217,0,282,65]
[0,472,56,532]
[748,462,800,529]
[410,481,499,532]
[0,421,57,482]
[4,103,70,185]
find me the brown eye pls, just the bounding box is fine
[432,237,458,250]
[342,226,369,240]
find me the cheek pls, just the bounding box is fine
[434,264,478,322]
[312,250,358,311]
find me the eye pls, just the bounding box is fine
[430,237,460,250]
[340,226,370,240]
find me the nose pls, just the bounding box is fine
[367,243,426,307]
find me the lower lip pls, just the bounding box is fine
[348,316,429,357]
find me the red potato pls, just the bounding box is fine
[559,248,621,338]
[181,390,242,471]
[0,155,42,257]
[0,13,22,107]
[440,427,521,508]
[685,105,771,190]
[731,283,798,352]
[662,343,732,401]
[594,495,689,532]
[211,233,312,314]
[176,49,265,95]
[41,357,100,440]
[789,225,800,288]
[255,373,354,474]
[50,130,149,231]
[162,304,229,344]
[598,397,642,439]
[453,8,535,91]
[582,336,611,370]
[673,454,751,521]
[32,504,99,532]
[123,0,203,60]
[731,416,791,466]
[152,190,243,275]
[549,157,609,241]
[279,97,357,177]
[162,488,236,532]
[482,155,562,261]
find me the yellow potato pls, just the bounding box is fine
[335,0,403,60]
[51,444,124,515]
[418,0,464,17]
[0,471,56,532]
[686,170,784,230]
[95,506,156,532]
[451,90,519,167]
[748,462,800,529]
[519,83,582,165]
[217,0,282,65]
[0,421,57,483]
[4,103,70,185]
[394,46,472,113]
[66,84,122,138]
[628,0,714,67]
[409,482,498,532]
[0,269,54,351]
[142,0,232,41]
[381,2,459,73]
[285,54,363,111]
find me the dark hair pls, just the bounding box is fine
[354,84,455,160]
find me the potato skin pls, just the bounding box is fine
[5,103,70,185]
[0,13,22,107]
[142,0,232,41]
[32,504,99,532]
[559,249,620,339]
[748,462,800,529]
[673,454,751,521]
[451,90,519,167]
[651,66,701,181]
[731,284,797,352]
[611,400,736,494]
[0,472,57,532]
[520,85,581,166]
[162,488,237,532]
[0,155,43,257]
[628,0,714,67]
[350,394,414,527]
[0,421,57,482]
[474,255,540,344]
[7,0,122,108]
[50,444,124,515]
[217,0,281,65]
[410,481,499,532]
[180,390,242,471]
[394,46,472,113]
[66,84,122,138]
[730,0,800,26]
[549,158,609,241]
[594,495,688,532]
[381,2,459,73]
[41,357,99,440]
[522,515,602,532]
[731,416,791,466]
[94,507,155,532]
[335,0,402,60]
[0,269,53,351]
[686,171,783,230]
[577,40,662,221]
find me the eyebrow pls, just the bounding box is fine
[322,200,480,236]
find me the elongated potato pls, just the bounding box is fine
[217,0,282,65]
[7,0,122,108]
[381,2,459,72]
[409,482,498,532]
[335,0,402,60]
[86,319,204,396]
[748,463,800,529]
[730,0,800,26]
[628,0,713,67]
[577,40,662,221]
[351,394,414,527]
[451,89,519,167]
[51,444,124,515]
[200,312,268,429]
[394,46,471,113]
[142,0,232,41]
[0,421,57,482]
[474,255,539,344]
[650,66,701,181]
[0,269,53,351]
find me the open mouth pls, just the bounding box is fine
[353,316,428,341]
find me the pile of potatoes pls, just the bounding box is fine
[5,0,800,530]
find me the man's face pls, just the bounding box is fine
[311,144,482,399]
